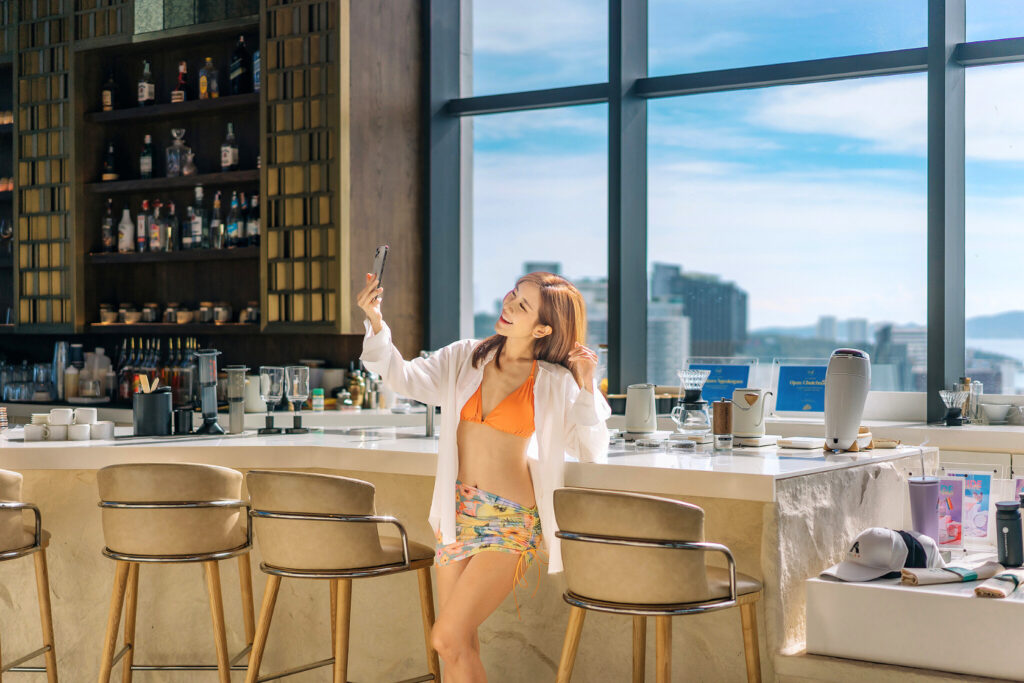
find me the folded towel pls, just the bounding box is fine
[975,569,1024,598]
[901,561,1004,585]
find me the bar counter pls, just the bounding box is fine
[0,426,937,681]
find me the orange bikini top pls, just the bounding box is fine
[460,361,536,438]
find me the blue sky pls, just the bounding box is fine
[469,1,1024,330]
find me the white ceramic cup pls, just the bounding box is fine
[90,421,115,440]
[74,407,98,424]
[68,423,91,441]
[48,408,74,426]
[45,424,67,441]
[24,424,46,441]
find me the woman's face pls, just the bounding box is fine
[495,281,549,340]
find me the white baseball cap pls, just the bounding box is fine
[821,528,944,582]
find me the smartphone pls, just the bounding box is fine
[372,245,389,290]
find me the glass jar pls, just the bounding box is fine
[165,128,190,178]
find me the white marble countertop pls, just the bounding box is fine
[0,425,934,502]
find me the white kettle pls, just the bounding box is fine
[732,388,773,438]
[625,383,658,434]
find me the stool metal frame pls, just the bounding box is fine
[554,529,763,683]
[245,508,439,683]
[0,501,58,681]
[96,498,256,682]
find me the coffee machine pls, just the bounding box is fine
[193,349,225,435]
[824,348,871,452]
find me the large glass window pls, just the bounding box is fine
[967,0,1024,42]
[471,105,608,347]
[469,0,608,97]
[647,74,928,389]
[965,61,1024,394]
[649,0,926,77]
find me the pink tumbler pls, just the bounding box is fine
[909,476,940,543]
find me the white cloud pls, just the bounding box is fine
[472,107,607,143]
[472,0,605,56]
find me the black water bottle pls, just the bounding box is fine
[996,501,1023,567]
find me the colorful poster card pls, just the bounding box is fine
[690,364,750,404]
[1015,478,1024,501]
[774,365,826,412]
[949,471,992,540]
[937,477,964,547]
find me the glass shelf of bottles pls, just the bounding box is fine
[86,169,258,193]
[89,322,257,335]
[88,245,258,264]
[84,92,260,124]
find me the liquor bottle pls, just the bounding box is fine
[139,134,154,179]
[148,199,163,251]
[191,184,207,248]
[100,198,115,252]
[165,201,178,252]
[182,206,195,250]
[226,191,241,247]
[239,193,250,248]
[101,72,117,111]
[210,191,224,248]
[253,49,261,93]
[101,142,118,181]
[230,35,252,94]
[118,338,135,401]
[171,61,188,103]
[138,60,155,106]
[199,57,219,99]
[246,193,260,246]
[136,199,149,253]
[220,123,238,172]
[117,205,134,253]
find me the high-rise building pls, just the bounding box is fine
[650,263,747,357]
[523,261,561,276]
[846,318,869,343]
[648,300,690,386]
[816,316,838,341]
[575,276,608,348]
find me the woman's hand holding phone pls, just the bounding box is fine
[357,273,384,334]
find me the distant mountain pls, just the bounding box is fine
[966,311,1024,339]
[750,325,816,338]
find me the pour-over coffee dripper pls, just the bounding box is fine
[671,369,712,435]
[939,389,969,427]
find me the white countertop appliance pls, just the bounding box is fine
[824,348,871,452]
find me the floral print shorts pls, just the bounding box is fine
[434,481,543,569]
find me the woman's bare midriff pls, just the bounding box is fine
[456,420,536,506]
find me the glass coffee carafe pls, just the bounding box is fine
[670,368,712,435]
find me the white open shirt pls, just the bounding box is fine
[360,320,611,573]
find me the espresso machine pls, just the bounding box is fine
[193,349,225,435]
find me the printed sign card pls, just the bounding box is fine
[937,477,964,547]
[774,365,827,413]
[947,471,993,543]
[689,363,750,403]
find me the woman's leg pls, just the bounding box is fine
[431,552,523,683]
[436,558,480,683]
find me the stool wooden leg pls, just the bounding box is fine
[245,574,281,683]
[32,549,58,683]
[740,602,762,683]
[98,560,130,683]
[121,563,140,683]
[416,568,441,680]
[555,606,586,683]
[238,554,256,647]
[632,616,646,683]
[655,616,671,683]
[203,561,231,683]
[333,578,352,683]
[330,579,338,646]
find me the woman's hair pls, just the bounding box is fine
[472,272,588,381]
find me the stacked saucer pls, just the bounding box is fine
[30,413,49,425]
[0,406,7,431]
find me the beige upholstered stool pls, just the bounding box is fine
[553,488,764,683]
[244,470,440,683]
[95,463,255,683]
[0,469,58,681]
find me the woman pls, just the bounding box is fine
[358,270,609,682]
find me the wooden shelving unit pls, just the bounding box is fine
[88,245,258,264]
[89,322,257,335]
[85,93,259,124]
[86,169,258,193]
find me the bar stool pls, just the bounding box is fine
[0,469,58,681]
[553,488,764,683]
[95,463,255,683]
[244,470,440,683]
